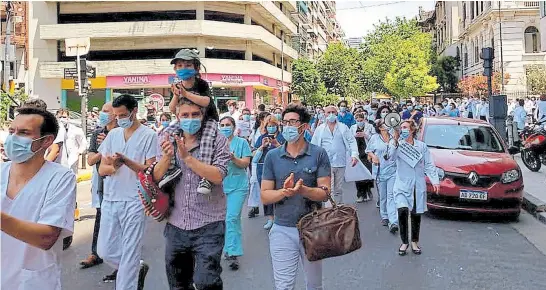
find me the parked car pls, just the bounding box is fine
[419,117,523,219]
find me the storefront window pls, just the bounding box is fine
[66,89,106,112]
[211,87,244,113]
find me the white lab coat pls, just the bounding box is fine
[1,161,76,290]
[393,139,439,214]
[350,122,375,143]
[64,123,87,172]
[311,121,359,167]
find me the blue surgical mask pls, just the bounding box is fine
[98,111,111,127]
[117,112,134,129]
[274,113,282,120]
[267,126,277,134]
[219,126,233,138]
[400,129,410,139]
[179,118,202,135]
[243,115,251,122]
[176,68,197,81]
[318,113,324,120]
[340,107,347,112]
[161,121,170,128]
[357,121,365,127]
[4,134,47,163]
[380,112,388,118]
[326,113,337,123]
[282,125,302,143]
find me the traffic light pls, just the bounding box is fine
[75,57,96,95]
[480,47,494,77]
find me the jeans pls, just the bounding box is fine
[164,221,225,290]
[331,167,346,204]
[91,208,101,257]
[269,224,323,290]
[377,176,398,225]
[224,189,247,257]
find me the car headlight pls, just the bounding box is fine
[501,169,520,184]
[436,167,445,180]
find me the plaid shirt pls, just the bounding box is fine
[162,119,217,165]
[166,132,231,230]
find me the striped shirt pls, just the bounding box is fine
[167,133,231,230]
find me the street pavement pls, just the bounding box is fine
[63,181,546,290]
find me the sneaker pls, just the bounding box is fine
[158,167,182,189]
[356,196,365,203]
[389,224,399,234]
[228,256,240,271]
[248,207,259,218]
[102,270,118,283]
[263,219,274,230]
[63,236,73,250]
[381,219,389,227]
[197,178,213,195]
[363,197,371,202]
[137,260,149,290]
[376,200,380,208]
[80,254,103,269]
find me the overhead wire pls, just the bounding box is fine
[337,1,406,11]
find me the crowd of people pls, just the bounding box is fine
[1,47,545,290]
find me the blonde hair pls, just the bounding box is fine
[401,119,419,137]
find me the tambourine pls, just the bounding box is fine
[137,162,171,222]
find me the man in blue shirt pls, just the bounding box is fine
[261,104,331,290]
[401,101,414,120]
[337,100,356,127]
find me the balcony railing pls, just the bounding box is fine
[523,1,540,8]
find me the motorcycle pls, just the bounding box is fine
[518,122,546,172]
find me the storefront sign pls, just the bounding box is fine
[221,75,244,84]
[263,79,269,86]
[147,93,165,111]
[123,75,150,85]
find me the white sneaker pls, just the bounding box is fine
[197,179,212,195]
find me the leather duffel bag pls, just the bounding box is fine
[296,195,362,262]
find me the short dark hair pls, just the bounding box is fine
[219,115,236,126]
[113,94,138,111]
[338,100,348,107]
[160,112,172,121]
[518,99,525,106]
[375,105,391,120]
[22,99,48,111]
[16,107,59,138]
[282,104,311,124]
[242,108,251,114]
[258,104,266,111]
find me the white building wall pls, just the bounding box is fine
[541,1,546,51]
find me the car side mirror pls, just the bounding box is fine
[507,146,519,155]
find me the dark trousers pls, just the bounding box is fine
[356,180,374,198]
[398,191,422,244]
[164,221,225,290]
[91,208,101,257]
[480,116,487,121]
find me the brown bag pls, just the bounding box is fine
[296,195,362,262]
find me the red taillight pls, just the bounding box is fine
[525,134,546,147]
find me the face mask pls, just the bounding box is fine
[117,112,134,129]
[326,113,337,123]
[318,113,324,120]
[228,106,235,113]
[243,115,251,122]
[4,134,46,163]
[176,68,197,81]
[98,112,112,127]
[380,112,388,118]
[161,121,170,127]
[251,115,256,121]
[58,117,69,126]
[407,106,413,111]
[219,126,233,138]
[340,107,347,112]
[442,103,448,106]
[282,125,303,143]
[274,113,282,120]
[267,126,277,134]
[179,118,202,135]
[400,129,410,139]
[357,121,365,127]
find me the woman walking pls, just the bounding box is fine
[351,112,375,202]
[248,112,270,218]
[219,116,252,270]
[394,120,440,256]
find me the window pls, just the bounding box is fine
[462,3,467,27]
[470,1,475,19]
[464,45,468,67]
[540,1,546,18]
[475,44,479,63]
[424,124,504,153]
[524,26,541,53]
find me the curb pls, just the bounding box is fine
[522,191,546,225]
[76,171,92,183]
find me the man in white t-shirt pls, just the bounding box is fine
[98,94,157,290]
[220,99,241,120]
[1,107,76,290]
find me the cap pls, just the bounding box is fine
[170,49,200,64]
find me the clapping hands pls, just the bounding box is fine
[281,173,303,197]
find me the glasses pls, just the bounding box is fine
[281,119,302,126]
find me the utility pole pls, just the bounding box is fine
[281,30,285,107]
[2,2,13,93]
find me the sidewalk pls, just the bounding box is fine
[516,155,546,225]
[76,155,93,183]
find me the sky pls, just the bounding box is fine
[336,0,435,38]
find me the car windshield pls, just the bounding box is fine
[423,124,504,153]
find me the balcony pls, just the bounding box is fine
[255,1,298,34]
[39,58,292,83]
[40,20,297,59]
[284,1,297,12]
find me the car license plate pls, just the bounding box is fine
[459,190,488,201]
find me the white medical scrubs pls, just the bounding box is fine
[393,139,439,214]
[97,125,157,290]
[1,161,76,290]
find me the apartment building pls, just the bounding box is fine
[28,1,301,112]
[295,1,341,59]
[1,1,28,89]
[457,1,544,93]
[541,1,546,51]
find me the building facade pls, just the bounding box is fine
[1,1,28,90]
[433,1,460,57]
[457,1,544,94]
[541,1,546,51]
[294,1,341,59]
[28,1,304,112]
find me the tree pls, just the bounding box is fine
[457,72,510,96]
[291,58,322,102]
[431,56,460,93]
[525,65,546,94]
[1,89,28,127]
[317,42,365,100]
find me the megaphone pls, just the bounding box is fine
[383,112,401,128]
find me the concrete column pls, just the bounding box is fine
[245,41,253,60]
[105,88,112,102]
[244,4,251,25]
[196,2,205,20]
[61,90,67,108]
[197,37,206,58]
[245,86,254,109]
[273,53,278,67]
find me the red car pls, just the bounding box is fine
[419,117,523,219]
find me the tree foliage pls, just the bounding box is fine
[431,56,460,93]
[317,42,364,100]
[525,65,546,95]
[457,72,510,96]
[1,89,28,127]
[291,58,322,102]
